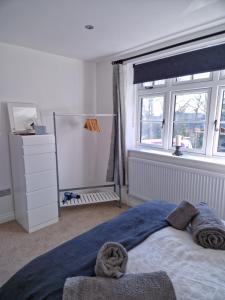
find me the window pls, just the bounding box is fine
[141,79,166,89]
[139,95,164,146]
[176,72,211,83]
[172,91,208,152]
[216,89,225,153]
[136,69,225,157]
[220,70,225,79]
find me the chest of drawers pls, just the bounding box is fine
[9,134,58,232]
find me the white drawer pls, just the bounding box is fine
[26,187,57,210]
[23,143,55,155]
[27,202,58,228]
[25,170,57,192]
[24,153,56,174]
[22,135,55,146]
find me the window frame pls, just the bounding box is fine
[135,70,225,157]
[168,88,211,155]
[138,80,167,91]
[172,72,213,85]
[137,92,166,149]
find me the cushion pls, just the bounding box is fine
[166,200,199,230]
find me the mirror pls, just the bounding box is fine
[7,102,41,134]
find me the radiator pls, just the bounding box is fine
[128,157,225,219]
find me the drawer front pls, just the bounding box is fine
[22,135,55,146]
[25,171,57,192]
[23,143,55,155]
[24,153,56,174]
[27,187,57,210]
[28,202,58,228]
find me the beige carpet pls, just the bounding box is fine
[0,202,128,286]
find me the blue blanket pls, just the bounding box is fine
[0,200,176,300]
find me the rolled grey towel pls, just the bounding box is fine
[191,202,225,250]
[63,272,177,300]
[166,200,199,230]
[95,242,128,278]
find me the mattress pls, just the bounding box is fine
[126,224,225,300]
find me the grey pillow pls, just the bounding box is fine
[166,200,199,230]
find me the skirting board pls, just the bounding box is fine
[127,194,146,207]
[28,217,59,233]
[0,211,15,224]
[0,194,15,224]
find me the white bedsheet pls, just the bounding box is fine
[126,226,225,300]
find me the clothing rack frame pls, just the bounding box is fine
[53,112,121,216]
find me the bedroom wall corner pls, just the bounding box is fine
[0,42,97,222]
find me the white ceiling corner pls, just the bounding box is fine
[0,0,225,61]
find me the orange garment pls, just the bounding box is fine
[84,118,101,132]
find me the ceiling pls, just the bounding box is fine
[0,0,225,61]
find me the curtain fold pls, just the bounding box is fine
[106,64,126,186]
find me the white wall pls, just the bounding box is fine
[0,42,97,222]
[96,61,113,114]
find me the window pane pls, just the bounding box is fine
[154,79,165,85]
[141,122,162,145]
[143,81,153,89]
[220,92,225,122]
[176,75,192,82]
[193,72,211,80]
[173,123,205,150]
[174,92,207,122]
[176,73,211,82]
[220,70,225,79]
[218,123,225,152]
[217,92,225,152]
[142,80,165,88]
[141,96,164,121]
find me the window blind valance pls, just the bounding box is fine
[133,43,225,84]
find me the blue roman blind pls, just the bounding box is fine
[133,43,225,84]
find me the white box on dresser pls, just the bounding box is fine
[9,134,59,233]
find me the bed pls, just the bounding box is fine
[0,200,225,300]
[127,224,225,300]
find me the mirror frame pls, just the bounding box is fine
[7,102,41,134]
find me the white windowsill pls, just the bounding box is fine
[128,147,225,175]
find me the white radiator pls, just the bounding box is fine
[128,157,225,219]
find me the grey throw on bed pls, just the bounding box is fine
[63,272,177,300]
[95,242,128,278]
[191,202,225,250]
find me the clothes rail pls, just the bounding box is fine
[53,112,120,216]
[54,113,116,117]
